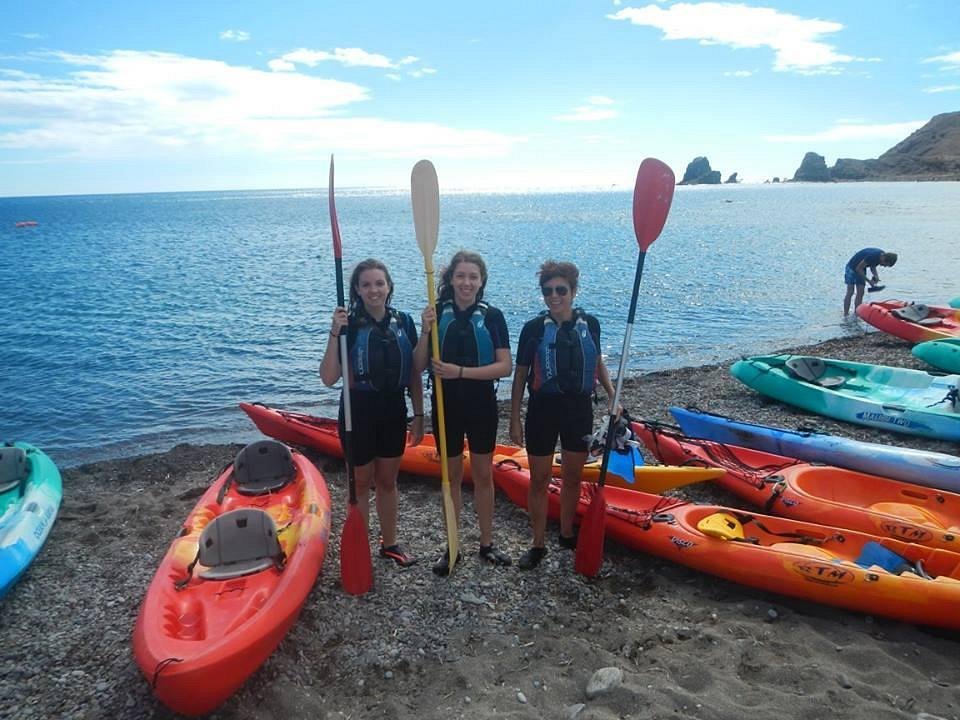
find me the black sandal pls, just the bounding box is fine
[518,546,547,570]
[479,544,512,567]
[432,547,462,576]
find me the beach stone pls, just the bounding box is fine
[517,691,527,704]
[915,714,948,720]
[586,666,623,699]
[566,703,586,719]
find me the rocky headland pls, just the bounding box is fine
[792,111,960,182]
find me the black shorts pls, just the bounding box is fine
[524,392,593,457]
[431,379,498,455]
[338,389,408,467]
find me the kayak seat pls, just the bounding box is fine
[233,440,296,496]
[697,512,744,541]
[0,446,28,494]
[784,357,846,388]
[869,502,945,529]
[854,541,912,574]
[769,542,838,561]
[197,508,283,581]
[891,303,931,323]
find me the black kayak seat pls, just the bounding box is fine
[0,446,28,494]
[891,303,937,324]
[233,440,296,496]
[197,508,283,581]
[784,357,846,388]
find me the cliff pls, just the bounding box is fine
[828,111,960,181]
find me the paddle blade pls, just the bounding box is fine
[633,158,676,252]
[340,504,372,595]
[574,487,607,577]
[411,159,440,261]
[328,155,343,259]
[606,446,644,484]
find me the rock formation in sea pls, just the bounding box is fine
[724,172,739,184]
[793,152,832,182]
[803,111,960,182]
[679,157,722,185]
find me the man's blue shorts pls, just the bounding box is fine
[844,265,864,286]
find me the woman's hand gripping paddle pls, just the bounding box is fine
[330,155,373,595]
[411,159,459,572]
[575,158,676,578]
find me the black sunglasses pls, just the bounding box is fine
[541,285,569,297]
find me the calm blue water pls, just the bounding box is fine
[2,182,958,467]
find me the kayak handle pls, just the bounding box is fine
[881,404,906,412]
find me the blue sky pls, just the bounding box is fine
[3,1,959,196]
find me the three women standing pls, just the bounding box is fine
[320,258,424,567]
[414,251,513,575]
[510,261,616,570]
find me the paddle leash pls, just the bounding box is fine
[575,158,676,578]
[330,155,373,595]
[411,159,459,571]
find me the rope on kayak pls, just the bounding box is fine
[152,657,183,689]
[926,386,959,412]
[736,512,846,546]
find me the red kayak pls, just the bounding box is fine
[633,421,960,551]
[132,440,331,716]
[856,300,960,343]
[492,454,960,630]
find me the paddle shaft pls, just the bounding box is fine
[595,251,647,486]
[329,158,357,506]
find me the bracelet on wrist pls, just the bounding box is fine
[458,366,464,379]
[413,413,424,417]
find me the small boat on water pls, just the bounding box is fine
[857,299,960,344]
[14,221,38,228]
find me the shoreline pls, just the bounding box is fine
[3,331,960,719]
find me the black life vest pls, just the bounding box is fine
[437,300,495,368]
[349,309,413,392]
[530,309,598,395]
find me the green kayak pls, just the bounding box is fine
[730,354,960,442]
[950,297,960,309]
[913,339,960,374]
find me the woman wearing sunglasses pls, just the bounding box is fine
[414,250,514,575]
[509,260,616,570]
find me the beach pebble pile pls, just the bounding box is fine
[2,331,960,719]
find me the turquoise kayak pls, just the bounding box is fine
[670,406,960,493]
[730,355,960,442]
[950,297,960,309]
[913,338,960,374]
[0,443,62,599]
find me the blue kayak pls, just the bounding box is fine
[670,406,960,493]
[0,443,62,599]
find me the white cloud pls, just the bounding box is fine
[219,30,251,42]
[398,56,419,65]
[555,96,619,122]
[0,50,520,160]
[272,47,403,70]
[409,68,438,78]
[385,73,402,82]
[923,84,960,93]
[766,120,926,143]
[16,33,44,40]
[724,70,753,77]
[923,50,960,69]
[608,2,871,74]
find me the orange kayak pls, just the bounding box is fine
[856,299,960,343]
[239,402,721,493]
[633,422,960,551]
[492,455,960,630]
[132,441,331,716]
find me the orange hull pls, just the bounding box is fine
[857,300,960,343]
[493,457,960,630]
[132,448,331,716]
[635,422,960,551]
[239,403,721,492]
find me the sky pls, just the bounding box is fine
[2,0,959,196]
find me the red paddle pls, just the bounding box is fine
[575,158,676,577]
[330,155,373,595]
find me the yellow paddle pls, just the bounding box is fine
[411,159,458,571]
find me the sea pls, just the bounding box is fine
[2,181,958,468]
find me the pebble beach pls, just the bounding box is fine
[3,329,960,720]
